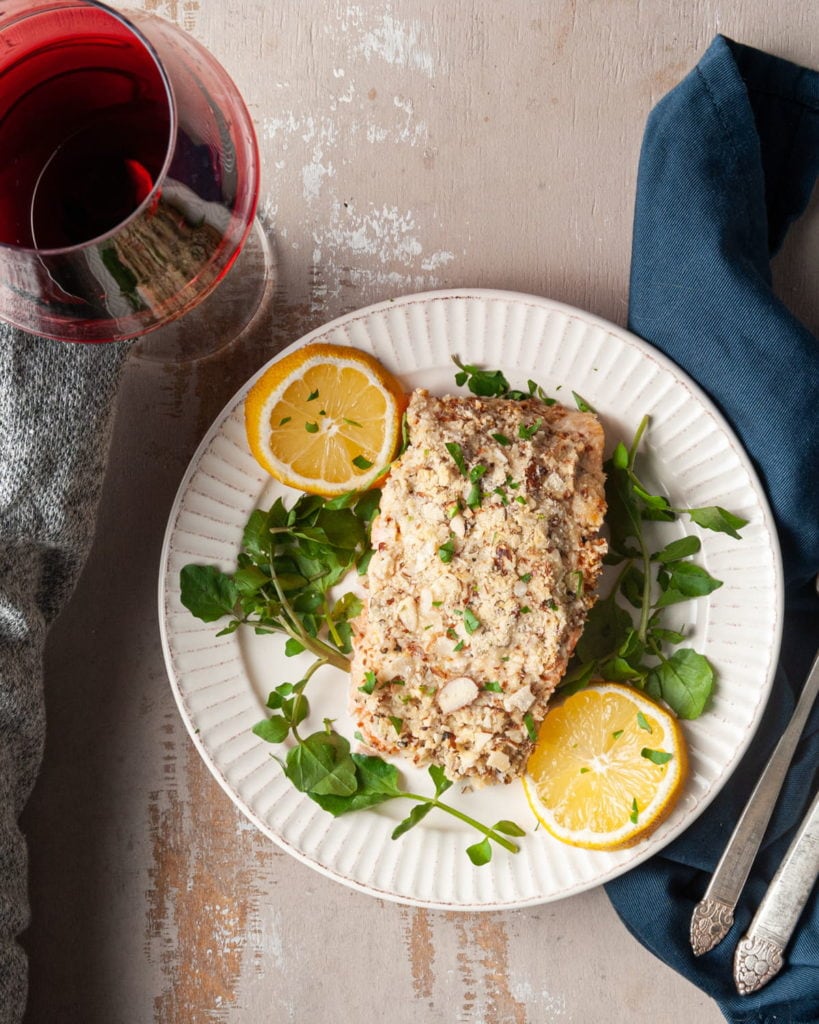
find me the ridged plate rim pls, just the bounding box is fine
[158,288,783,910]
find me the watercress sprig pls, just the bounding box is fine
[180,487,526,864]
[563,414,748,718]
[253,678,524,864]
[180,488,380,670]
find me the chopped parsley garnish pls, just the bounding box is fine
[572,391,594,413]
[483,681,503,693]
[445,441,468,476]
[307,389,320,401]
[518,418,542,440]
[438,536,456,563]
[352,455,373,470]
[305,421,319,433]
[462,608,481,634]
[523,713,537,742]
[636,711,652,733]
[612,729,624,740]
[630,798,639,824]
[279,416,292,426]
[641,748,673,765]
[389,716,404,734]
[358,670,378,695]
[492,432,512,446]
[467,465,487,509]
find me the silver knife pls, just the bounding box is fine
[690,649,819,955]
[733,785,819,994]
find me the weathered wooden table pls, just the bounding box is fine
[20,2,819,1021]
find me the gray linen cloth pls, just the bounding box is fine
[0,326,129,1023]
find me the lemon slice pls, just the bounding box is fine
[245,342,406,495]
[523,683,687,850]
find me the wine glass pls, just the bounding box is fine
[0,0,270,360]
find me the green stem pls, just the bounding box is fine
[636,533,653,644]
[628,414,650,464]
[402,793,520,854]
[267,541,350,671]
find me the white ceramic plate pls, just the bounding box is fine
[159,289,783,910]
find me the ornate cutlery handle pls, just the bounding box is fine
[690,649,819,956]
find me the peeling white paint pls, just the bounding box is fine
[357,12,437,77]
[510,979,568,1016]
[309,201,453,307]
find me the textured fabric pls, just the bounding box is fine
[0,330,129,1024]
[605,36,819,1024]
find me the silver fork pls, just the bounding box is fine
[689,648,819,956]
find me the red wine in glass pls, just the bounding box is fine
[0,1,262,348]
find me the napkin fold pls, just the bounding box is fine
[0,330,129,1024]
[605,35,819,1024]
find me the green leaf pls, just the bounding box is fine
[452,356,511,397]
[518,418,543,440]
[463,608,481,634]
[559,659,597,694]
[310,753,403,816]
[179,564,238,622]
[598,656,646,683]
[445,441,468,476]
[645,648,714,719]
[651,536,701,563]
[284,637,306,657]
[611,442,629,469]
[392,802,433,839]
[655,562,722,607]
[648,626,686,646]
[285,732,358,796]
[252,715,291,744]
[358,670,378,695]
[572,391,595,413]
[428,764,453,797]
[466,837,493,865]
[574,596,633,663]
[493,820,526,837]
[620,564,645,609]
[438,536,456,563]
[641,747,673,765]
[687,506,748,539]
[604,464,643,556]
[232,564,269,597]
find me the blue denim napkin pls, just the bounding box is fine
[604,35,819,1024]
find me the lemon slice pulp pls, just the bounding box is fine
[245,342,406,496]
[524,683,688,850]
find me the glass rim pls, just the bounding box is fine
[0,0,178,258]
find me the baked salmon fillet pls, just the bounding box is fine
[349,388,607,785]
